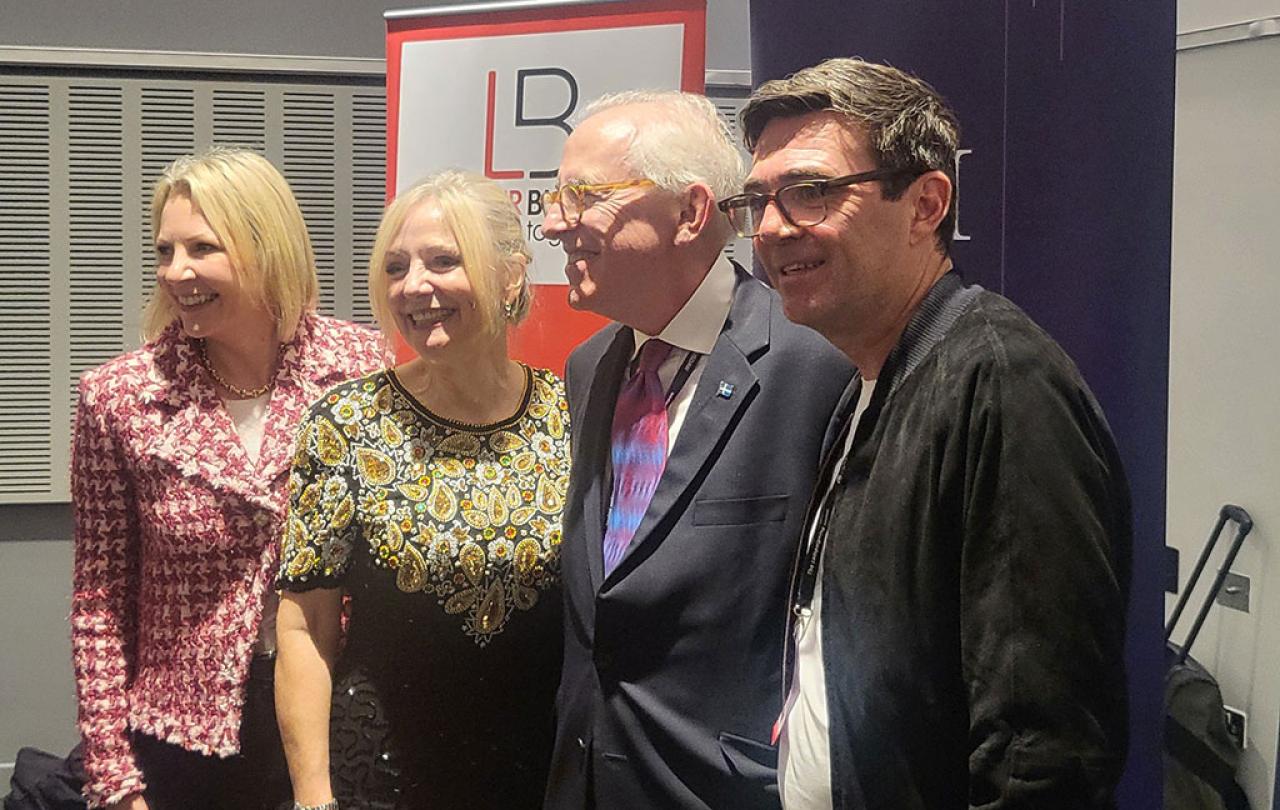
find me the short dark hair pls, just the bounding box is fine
[741,57,961,252]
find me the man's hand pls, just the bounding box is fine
[107,793,149,810]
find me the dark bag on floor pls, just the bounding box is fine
[2,744,86,810]
[1164,505,1253,810]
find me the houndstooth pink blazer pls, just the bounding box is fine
[70,312,386,807]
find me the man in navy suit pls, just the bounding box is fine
[540,90,853,810]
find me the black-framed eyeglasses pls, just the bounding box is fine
[717,169,919,238]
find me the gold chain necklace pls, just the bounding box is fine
[199,340,275,399]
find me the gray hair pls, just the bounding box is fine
[579,90,744,204]
[740,57,960,252]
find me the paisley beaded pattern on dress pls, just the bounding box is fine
[280,365,569,646]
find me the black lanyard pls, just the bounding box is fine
[663,348,701,407]
[631,341,700,408]
[792,399,857,616]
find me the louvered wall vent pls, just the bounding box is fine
[0,69,752,505]
[0,71,385,504]
[711,92,753,267]
[0,84,54,498]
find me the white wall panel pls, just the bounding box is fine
[1179,0,1280,33]
[1167,34,1280,809]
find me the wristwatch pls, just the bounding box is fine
[293,801,339,810]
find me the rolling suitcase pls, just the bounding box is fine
[1164,504,1254,810]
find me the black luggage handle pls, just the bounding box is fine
[1165,504,1254,665]
[1220,505,1253,535]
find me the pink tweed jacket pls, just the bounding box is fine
[70,312,386,808]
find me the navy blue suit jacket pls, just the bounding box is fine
[544,267,854,810]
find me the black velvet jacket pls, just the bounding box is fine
[803,272,1131,809]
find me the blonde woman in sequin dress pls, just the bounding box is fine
[275,170,570,810]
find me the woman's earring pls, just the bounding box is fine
[503,299,517,320]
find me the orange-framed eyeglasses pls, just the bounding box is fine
[544,179,656,225]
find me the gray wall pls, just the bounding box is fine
[0,0,751,71]
[0,542,77,766]
[1,0,391,58]
[0,0,751,782]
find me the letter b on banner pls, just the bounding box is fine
[517,68,578,180]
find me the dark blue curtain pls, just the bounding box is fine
[749,1,1174,805]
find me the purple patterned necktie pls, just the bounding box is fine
[603,339,674,576]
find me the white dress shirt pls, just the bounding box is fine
[628,255,736,450]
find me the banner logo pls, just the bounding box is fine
[395,23,686,283]
[485,68,580,181]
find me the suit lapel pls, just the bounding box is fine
[576,327,632,591]
[604,272,770,585]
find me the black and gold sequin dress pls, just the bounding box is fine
[278,365,569,809]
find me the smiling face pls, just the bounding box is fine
[541,106,680,328]
[747,110,917,349]
[383,201,486,360]
[154,194,269,343]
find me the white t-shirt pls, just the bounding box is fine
[223,393,276,653]
[222,393,270,464]
[778,378,877,810]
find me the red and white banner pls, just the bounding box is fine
[386,0,707,372]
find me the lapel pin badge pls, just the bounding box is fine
[716,381,735,399]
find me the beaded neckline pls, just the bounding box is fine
[386,364,534,433]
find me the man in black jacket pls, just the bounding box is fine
[722,58,1131,809]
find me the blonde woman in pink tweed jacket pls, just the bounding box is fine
[70,147,386,810]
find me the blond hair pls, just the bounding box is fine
[142,147,318,340]
[368,170,532,343]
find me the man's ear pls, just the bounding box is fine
[908,170,952,247]
[674,182,716,246]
